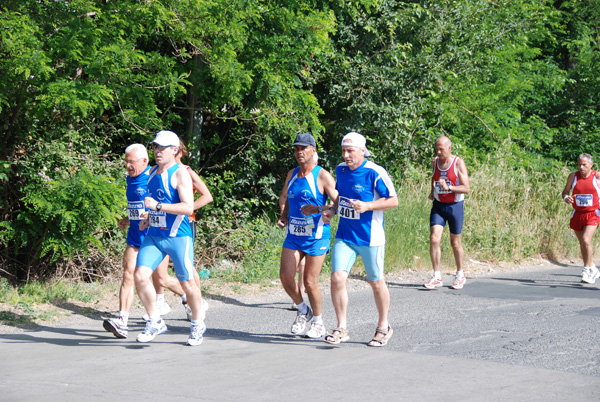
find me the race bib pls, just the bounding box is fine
[127,201,145,221]
[338,197,360,220]
[435,181,452,195]
[575,194,593,207]
[148,210,167,228]
[288,216,313,237]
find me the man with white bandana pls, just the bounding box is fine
[321,132,398,347]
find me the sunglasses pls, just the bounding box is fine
[152,144,172,151]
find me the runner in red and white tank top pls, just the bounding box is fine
[425,136,470,291]
[432,156,465,203]
[570,170,600,213]
[562,153,600,284]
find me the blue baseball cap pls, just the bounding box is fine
[292,133,317,147]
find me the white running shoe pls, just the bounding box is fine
[103,316,128,339]
[291,306,313,335]
[581,267,590,283]
[183,302,193,321]
[158,300,171,315]
[187,322,207,346]
[451,274,466,290]
[423,277,443,289]
[305,321,326,339]
[200,299,209,320]
[583,266,600,284]
[142,300,172,322]
[136,319,167,343]
[183,299,209,321]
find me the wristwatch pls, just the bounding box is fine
[156,203,162,211]
[317,206,323,212]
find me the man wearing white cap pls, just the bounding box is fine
[321,132,398,347]
[134,130,206,346]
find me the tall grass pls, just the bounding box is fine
[385,155,586,271]
[232,154,588,280]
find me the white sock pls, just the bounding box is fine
[181,294,188,303]
[156,294,165,303]
[297,301,308,315]
[191,319,204,327]
[150,314,161,323]
[313,315,323,324]
[456,270,464,277]
[434,271,442,279]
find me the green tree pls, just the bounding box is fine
[0,1,336,278]
[314,0,567,174]
[547,0,600,160]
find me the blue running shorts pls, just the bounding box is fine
[331,239,385,282]
[282,237,330,256]
[126,225,146,249]
[430,200,464,235]
[136,236,195,281]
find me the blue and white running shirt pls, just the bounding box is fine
[125,165,150,247]
[286,165,330,241]
[335,160,396,247]
[147,164,193,238]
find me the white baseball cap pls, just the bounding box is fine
[341,132,371,157]
[150,130,180,147]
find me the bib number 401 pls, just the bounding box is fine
[339,206,359,220]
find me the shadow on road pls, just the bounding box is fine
[0,316,351,349]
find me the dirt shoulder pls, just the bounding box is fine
[0,257,568,334]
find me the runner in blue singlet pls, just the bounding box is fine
[103,144,176,339]
[134,130,206,347]
[277,133,338,339]
[321,132,398,347]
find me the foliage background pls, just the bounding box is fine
[1,0,599,282]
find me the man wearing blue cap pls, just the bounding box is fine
[277,133,338,338]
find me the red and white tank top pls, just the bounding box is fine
[433,156,464,203]
[571,171,600,212]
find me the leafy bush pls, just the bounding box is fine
[0,137,125,280]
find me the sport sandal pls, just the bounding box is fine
[324,327,349,345]
[367,325,393,347]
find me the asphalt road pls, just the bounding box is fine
[1,262,600,401]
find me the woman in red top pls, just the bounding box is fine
[562,153,600,284]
